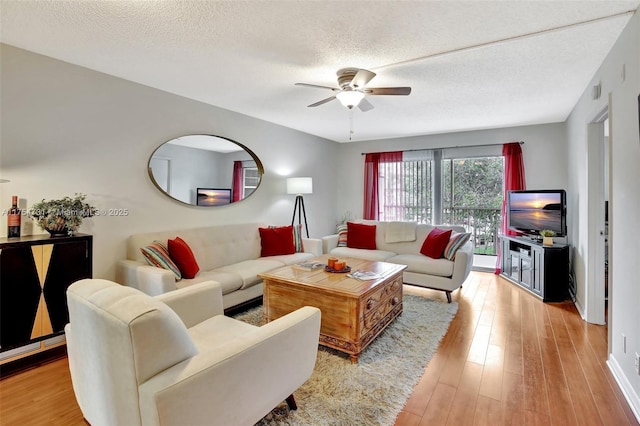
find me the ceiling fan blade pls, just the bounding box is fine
[349,69,376,89]
[366,87,412,96]
[308,96,336,107]
[357,98,374,112]
[295,82,339,91]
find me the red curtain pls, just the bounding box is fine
[496,142,526,273]
[232,161,243,202]
[363,151,403,220]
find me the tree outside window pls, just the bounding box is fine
[442,157,504,254]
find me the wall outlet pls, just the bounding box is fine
[635,352,640,375]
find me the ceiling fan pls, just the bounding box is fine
[295,68,411,112]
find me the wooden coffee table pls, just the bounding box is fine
[259,256,406,363]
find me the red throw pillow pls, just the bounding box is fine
[346,222,377,250]
[420,227,453,259]
[168,236,200,279]
[259,225,295,257]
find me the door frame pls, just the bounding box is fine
[585,104,609,325]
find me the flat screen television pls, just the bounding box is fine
[196,188,232,206]
[507,189,567,237]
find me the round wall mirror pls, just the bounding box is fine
[148,134,263,206]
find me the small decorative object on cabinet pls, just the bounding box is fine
[500,234,569,302]
[540,229,556,247]
[7,195,21,238]
[0,234,92,367]
[28,193,96,236]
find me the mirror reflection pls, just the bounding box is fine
[149,134,263,206]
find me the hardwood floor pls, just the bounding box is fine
[0,272,636,425]
[396,272,638,426]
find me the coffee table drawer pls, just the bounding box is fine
[361,284,402,335]
[360,275,403,317]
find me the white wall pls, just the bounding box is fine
[334,123,568,223]
[566,10,640,415]
[0,44,339,279]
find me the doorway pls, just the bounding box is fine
[586,107,609,325]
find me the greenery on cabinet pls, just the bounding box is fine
[29,194,97,235]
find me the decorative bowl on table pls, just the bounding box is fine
[325,265,351,273]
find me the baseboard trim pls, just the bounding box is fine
[571,291,586,320]
[607,354,640,423]
[0,346,67,379]
[471,266,495,273]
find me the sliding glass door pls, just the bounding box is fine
[375,150,504,257]
[442,156,504,255]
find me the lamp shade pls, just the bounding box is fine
[336,90,365,108]
[286,177,313,195]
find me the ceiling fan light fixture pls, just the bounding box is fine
[336,90,364,108]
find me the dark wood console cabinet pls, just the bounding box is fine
[500,235,569,302]
[0,234,92,364]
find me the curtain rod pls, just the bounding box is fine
[360,141,524,155]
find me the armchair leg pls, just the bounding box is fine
[286,394,298,410]
[445,291,452,303]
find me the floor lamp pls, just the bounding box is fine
[287,177,312,238]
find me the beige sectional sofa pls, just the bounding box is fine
[322,220,474,302]
[116,223,321,311]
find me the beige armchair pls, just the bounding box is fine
[65,279,321,426]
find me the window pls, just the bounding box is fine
[372,149,504,255]
[442,156,504,254]
[243,167,259,198]
[379,159,433,223]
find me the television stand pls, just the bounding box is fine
[499,235,570,302]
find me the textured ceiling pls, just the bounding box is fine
[1,1,638,143]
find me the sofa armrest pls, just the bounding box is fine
[322,234,339,254]
[115,259,177,296]
[450,240,474,286]
[138,306,321,426]
[302,237,322,256]
[154,281,224,328]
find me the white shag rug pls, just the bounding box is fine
[233,294,458,426]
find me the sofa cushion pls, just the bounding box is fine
[420,228,452,259]
[384,221,417,243]
[271,224,304,253]
[292,224,304,253]
[387,254,455,278]
[175,270,243,295]
[218,259,286,289]
[347,222,377,250]
[337,224,348,247]
[141,241,182,280]
[266,252,315,266]
[259,226,295,257]
[168,237,200,279]
[329,247,396,262]
[444,232,472,260]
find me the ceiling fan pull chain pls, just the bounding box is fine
[349,109,354,141]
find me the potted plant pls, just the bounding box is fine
[29,193,97,236]
[540,229,556,246]
[336,211,353,229]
